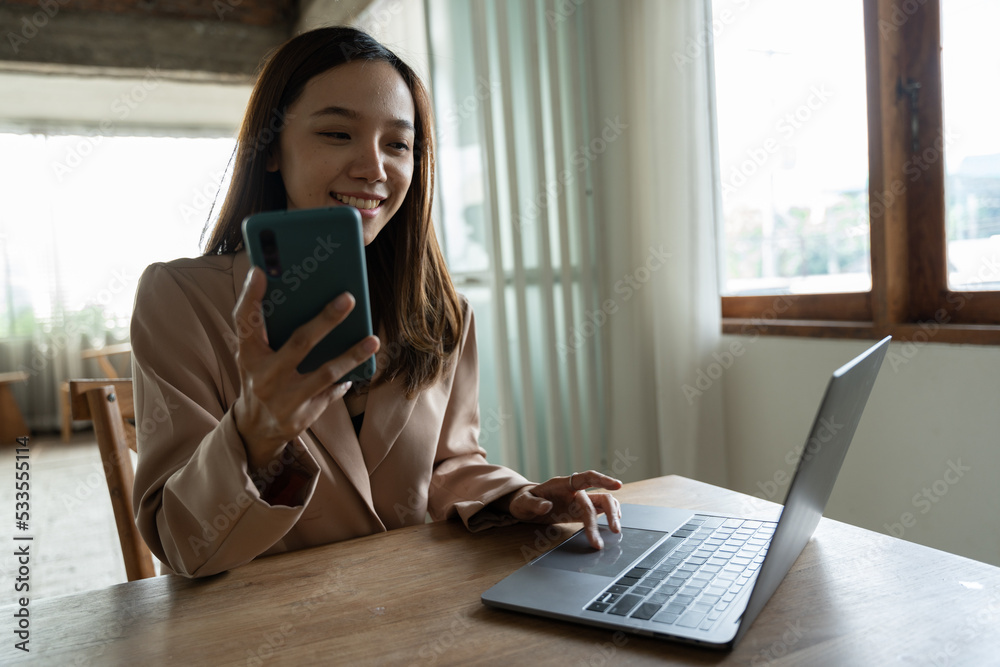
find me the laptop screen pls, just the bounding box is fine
[734,336,889,643]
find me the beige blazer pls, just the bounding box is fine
[131,251,531,577]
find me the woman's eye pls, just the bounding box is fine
[318,132,349,140]
[389,142,410,152]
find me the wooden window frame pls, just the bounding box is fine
[720,0,1000,345]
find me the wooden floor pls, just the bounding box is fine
[0,432,128,599]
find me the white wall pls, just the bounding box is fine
[0,71,248,136]
[719,335,1000,567]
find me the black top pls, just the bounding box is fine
[350,411,364,437]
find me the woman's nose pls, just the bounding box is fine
[349,142,387,182]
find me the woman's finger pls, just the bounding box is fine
[298,335,380,399]
[509,488,553,520]
[573,491,603,549]
[569,470,623,493]
[232,267,272,358]
[590,493,622,534]
[275,292,358,369]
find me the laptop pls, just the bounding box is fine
[482,336,890,649]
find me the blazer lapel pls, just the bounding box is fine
[359,373,417,475]
[307,403,378,515]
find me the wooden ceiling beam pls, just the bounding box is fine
[0,0,296,27]
[0,2,293,78]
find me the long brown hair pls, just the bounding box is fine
[203,27,462,398]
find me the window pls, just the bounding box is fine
[0,133,234,342]
[714,0,1000,344]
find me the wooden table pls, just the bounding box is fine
[5,475,999,665]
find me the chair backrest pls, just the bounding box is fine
[80,343,132,380]
[69,379,156,582]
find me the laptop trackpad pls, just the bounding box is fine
[532,527,667,578]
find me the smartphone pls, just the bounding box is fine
[241,206,376,383]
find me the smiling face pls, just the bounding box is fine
[267,60,417,245]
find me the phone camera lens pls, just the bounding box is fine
[260,229,281,277]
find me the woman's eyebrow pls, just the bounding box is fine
[311,105,415,132]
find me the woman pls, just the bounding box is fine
[131,26,621,578]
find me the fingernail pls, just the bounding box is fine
[333,293,353,311]
[339,381,353,393]
[363,337,379,354]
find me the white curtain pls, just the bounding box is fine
[589,0,729,486]
[421,0,610,481]
[634,0,728,484]
[460,0,607,482]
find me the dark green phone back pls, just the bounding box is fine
[241,207,376,383]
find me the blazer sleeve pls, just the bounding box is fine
[427,302,533,530]
[131,262,320,577]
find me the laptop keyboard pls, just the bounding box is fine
[585,515,775,631]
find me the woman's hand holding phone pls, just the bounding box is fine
[231,267,380,471]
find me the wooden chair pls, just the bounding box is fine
[0,371,30,445]
[60,343,132,443]
[69,379,156,582]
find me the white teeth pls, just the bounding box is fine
[334,194,380,210]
